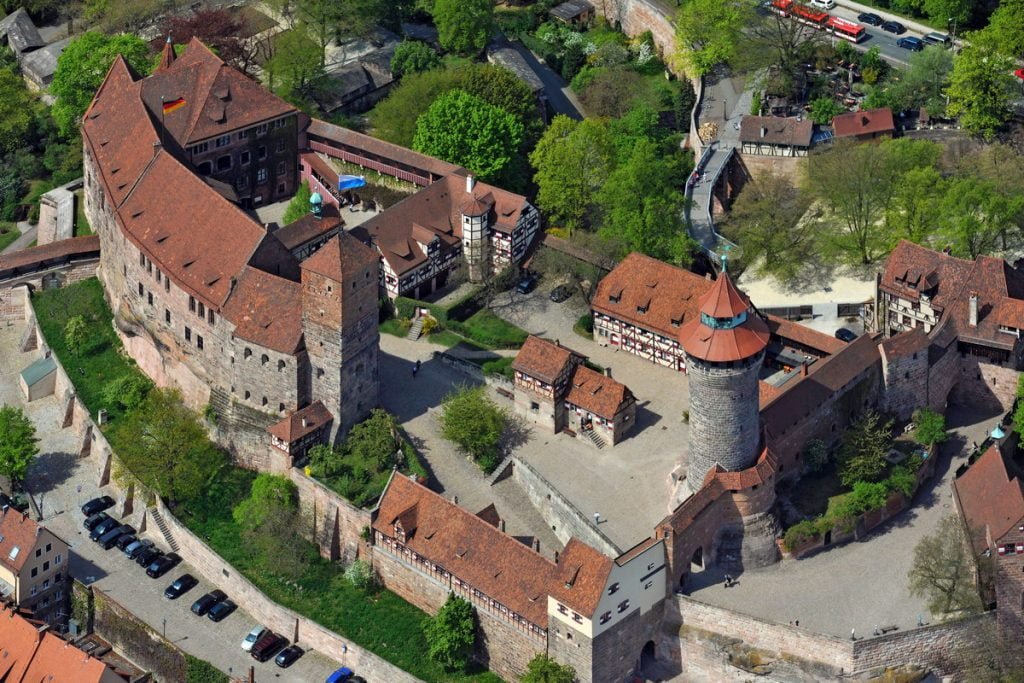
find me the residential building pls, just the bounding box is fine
[0,509,70,627]
[512,335,637,447]
[739,116,813,156]
[831,107,895,141]
[0,606,127,682]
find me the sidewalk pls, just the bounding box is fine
[2,222,37,254]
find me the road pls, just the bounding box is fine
[508,41,585,120]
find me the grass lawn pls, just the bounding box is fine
[74,191,93,236]
[379,318,407,338]
[0,222,20,252]
[452,309,528,349]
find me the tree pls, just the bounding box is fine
[113,389,227,504]
[912,408,947,447]
[674,0,752,77]
[522,653,577,683]
[919,0,971,26]
[423,593,476,671]
[579,66,643,118]
[937,177,1020,258]
[391,40,440,78]
[413,89,524,185]
[158,9,260,75]
[101,374,153,412]
[802,439,829,474]
[739,7,822,98]
[51,32,152,138]
[79,0,166,33]
[946,40,1016,139]
[265,28,324,102]
[0,66,36,155]
[233,473,297,529]
[723,173,814,284]
[0,406,38,492]
[270,0,384,65]
[908,514,983,618]
[530,116,615,233]
[983,0,1024,59]
[884,46,953,116]
[835,410,893,487]
[282,181,313,225]
[438,385,507,472]
[344,558,376,590]
[884,166,945,244]
[434,0,493,55]
[63,315,88,356]
[808,97,844,125]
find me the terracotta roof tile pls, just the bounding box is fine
[832,108,895,138]
[879,327,929,359]
[739,116,813,147]
[268,400,333,442]
[953,444,1024,554]
[592,253,714,340]
[20,629,115,683]
[704,447,777,490]
[0,509,43,573]
[307,118,462,179]
[679,274,770,363]
[301,230,379,284]
[512,335,580,384]
[0,608,42,681]
[221,267,303,354]
[374,476,612,625]
[272,202,342,252]
[765,315,844,355]
[0,235,99,275]
[564,365,634,420]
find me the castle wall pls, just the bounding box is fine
[927,343,959,412]
[288,467,371,563]
[954,353,1018,414]
[881,346,929,421]
[661,491,743,589]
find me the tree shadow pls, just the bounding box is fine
[28,450,78,494]
[500,414,532,455]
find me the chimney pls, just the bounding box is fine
[499,520,506,532]
[152,141,162,157]
[801,362,808,377]
[301,417,308,428]
[466,174,475,194]
[969,292,978,327]
[554,550,559,563]
[534,538,540,552]
[760,126,767,138]
[604,366,612,378]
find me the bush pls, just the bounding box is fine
[439,385,507,473]
[423,593,476,671]
[344,559,376,590]
[783,520,820,551]
[802,439,829,473]
[574,313,593,336]
[101,374,153,411]
[885,465,916,498]
[185,655,229,683]
[912,408,947,446]
[391,40,440,78]
[282,181,312,225]
[481,356,514,379]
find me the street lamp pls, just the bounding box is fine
[948,17,957,42]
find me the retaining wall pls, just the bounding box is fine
[92,586,188,682]
[288,466,372,562]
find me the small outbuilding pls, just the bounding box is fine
[0,9,44,55]
[549,0,595,27]
[740,115,813,156]
[19,355,56,402]
[831,107,895,142]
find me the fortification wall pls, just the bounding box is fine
[954,354,1018,414]
[288,467,371,562]
[92,586,188,681]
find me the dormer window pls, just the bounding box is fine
[636,305,647,314]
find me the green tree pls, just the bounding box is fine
[423,593,476,671]
[233,473,297,529]
[439,385,506,472]
[391,40,440,78]
[578,66,643,118]
[674,0,752,77]
[413,89,524,185]
[282,181,313,225]
[808,97,844,125]
[885,166,945,244]
[802,439,829,474]
[0,66,36,155]
[836,410,893,487]
[101,374,153,412]
[344,558,376,590]
[63,315,88,356]
[522,653,577,683]
[434,0,493,55]
[908,514,983,618]
[530,115,615,233]
[113,389,226,504]
[983,0,1024,58]
[937,177,1021,258]
[266,28,324,102]
[51,32,152,138]
[919,0,971,26]
[946,40,1016,139]
[0,406,38,492]
[912,408,947,447]
[884,46,953,116]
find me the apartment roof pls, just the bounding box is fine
[512,335,581,384]
[374,475,613,625]
[0,509,45,573]
[268,401,333,443]
[221,267,303,354]
[739,116,813,147]
[679,273,770,362]
[21,629,119,683]
[954,444,1024,555]
[832,107,895,138]
[300,231,379,284]
[565,365,634,420]
[306,118,462,179]
[592,252,714,340]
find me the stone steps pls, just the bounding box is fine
[148,507,179,553]
[585,429,606,450]
[406,317,424,341]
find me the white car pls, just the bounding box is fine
[809,0,836,8]
[241,625,267,652]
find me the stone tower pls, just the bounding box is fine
[680,272,769,494]
[300,232,380,442]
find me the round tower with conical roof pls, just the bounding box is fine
[680,272,769,494]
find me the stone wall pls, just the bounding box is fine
[288,467,372,562]
[881,344,929,421]
[592,0,675,66]
[0,284,26,322]
[954,353,1018,414]
[851,611,994,675]
[927,342,958,411]
[508,455,621,557]
[737,153,805,183]
[92,586,188,682]
[0,258,100,292]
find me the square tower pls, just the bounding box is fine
[300,233,380,441]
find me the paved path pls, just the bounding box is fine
[3,222,37,254]
[509,42,584,120]
[0,326,344,682]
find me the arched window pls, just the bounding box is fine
[244,348,252,359]
[244,390,251,400]
[261,354,269,365]
[261,397,268,406]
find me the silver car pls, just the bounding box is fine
[242,625,267,652]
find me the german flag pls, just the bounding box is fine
[162,97,186,114]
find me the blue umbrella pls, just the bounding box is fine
[338,175,366,191]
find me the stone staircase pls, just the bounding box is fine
[406,316,424,341]
[149,507,179,553]
[585,429,606,450]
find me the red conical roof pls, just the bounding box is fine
[156,36,175,72]
[699,272,752,318]
[679,273,769,363]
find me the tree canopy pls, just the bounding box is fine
[266,28,324,103]
[674,0,752,77]
[434,0,493,55]
[438,385,507,473]
[391,40,440,78]
[836,410,893,487]
[946,39,1017,139]
[423,593,476,671]
[158,9,260,74]
[233,473,298,530]
[522,653,577,683]
[0,406,38,492]
[908,514,983,618]
[51,32,152,138]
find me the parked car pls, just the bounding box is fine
[84,512,111,532]
[274,644,304,668]
[880,20,906,34]
[242,625,268,652]
[897,36,924,51]
[146,552,181,578]
[207,598,237,622]
[125,539,154,560]
[81,495,115,517]
[98,525,134,550]
[251,632,288,662]
[809,0,835,8]
[857,11,883,25]
[164,573,198,599]
[515,272,537,294]
[549,285,572,303]
[922,31,951,47]
[835,328,858,343]
[0,492,29,513]
[135,546,162,566]
[191,589,227,616]
[115,533,138,551]
[326,668,355,683]
[90,517,121,541]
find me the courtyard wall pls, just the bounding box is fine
[288,466,372,562]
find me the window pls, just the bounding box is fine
[41,597,48,607]
[35,548,41,558]
[277,183,285,194]
[276,138,286,152]
[240,150,251,165]
[274,118,287,129]
[530,401,539,411]
[244,390,251,400]
[165,278,169,293]
[165,309,171,324]
[571,612,583,623]
[256,123,268,136]
[197,161,212,175]
[617,599,630,613]
[147,292,153,305]
[42,560,49,571]
[608,582,620,595]
[216,155,232,171]
[244,348,252,359]
[43,579,49,589]
[599,612,612,625]
[208,310,215,325]
[30,585,36,596]
[189,296,196,312]
[191,142,209,154]
[556,603,568,615]
[31,567,37,577]
[237,130,249,140]
[261,354,269,365]
[197,335,204,350]
[316,368,324,379]
[215,134,231,148]
[236,176,248,189]
[261,397,268,406]
[137,282,144,296]
[185,326,192,342]
[54,554,61,565]
[55,589,62,600]
[198,302,205,318]
[257,145,267,160]
[257,168,268,183]
[278,360,285,371]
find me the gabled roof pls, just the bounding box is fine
[20,629,119,683]
[0,509,59,573]
[273,201,342,253]
[679,273,770,362]
[880,240,971,311]
[550,0,594,21]
[300,231,379,284]
[739,116,813,147]
[879,327,929,360]
[954,444,1024,555]
[268,401,333,443]
[832,107,895,138]
[512,335,581,384]
[564,365,634,420]
[0,9,44,54]
[307,118,462,179]
[0,608,42,681]
[221,267,303,354]
[765,315,844,355]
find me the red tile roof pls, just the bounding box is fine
[0,608,42,681]
[0,509,43,573]
[565,365,634,420]
[832,107,895,138]
[739,116,813,147]
[300,231,379,284]
[679,274,770,362]
[592,253,714,340]
[221,267,303,354]
[512,335,581,384]
[21,629,118,683]
[765,315,844,355]
[953,444,1024,554]
[374,475,612,625]
[268,400,333,442]
[703,447,777,490]
[880,240,971,312]
[879,327,929,360]
[307,118,462,179]
[272,202,342,252]
[0,235,99,275]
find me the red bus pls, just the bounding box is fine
[827,16,867,43]
[770,0,829,29]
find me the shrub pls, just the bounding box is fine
[101,374,153,411]
[423,594,476,671]
[63,315,88,356]
[912,408,947,446]
[783,520,820,551]
[344,559,376,590]
[481,356,514,379]
[281,181,312,225]
[391,40,440,78]
[421,316,438,336]
[802,439,829,473]
[575,313,593,335]
[885,465,916,497]
[439,385,507,472]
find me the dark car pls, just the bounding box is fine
[857,11,883,25]
[135,546,163,567]
[549,285,572,303]
[250,632,288,662]
[125,539,153,559]
[207,598,237,622]
[326,668,354,683]
[274,644,305,668]
[115,533,138,551]
[81,495,115,517]
[89,517,121,541]
[98,525,134,550]
[835,327,858,343]
[146,552,181,578]
[515,272,537,294]
[164,573,198,599]
[0,492,29,513]
[84,512,111,532]
[897,36,924,51]
[191,589,227,616]
[881,20,906,34]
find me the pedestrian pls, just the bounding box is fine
[412,359,420,378]
[724,574,733,588]
[594,512,601,525]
